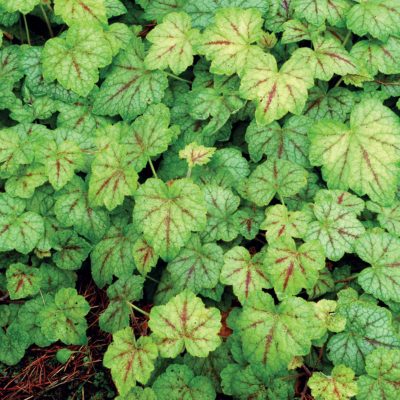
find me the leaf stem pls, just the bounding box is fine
[333,77,343,88]
[342,30,352,48]
[146,275,160,284]
[127,302,150,317]
[148,157,158,179]
[334,274,359,284]
[22,14,31,45]
[279,194,286,207]
[40,3,54,37]
[164,71,192,84]
[186,166,192,178]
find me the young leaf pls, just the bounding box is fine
[355,230,400,304]
[198,7,264,75]
[153,364,216,400]
[167,235,223,294]
[220,246,271,304]
[133,178,207,260]
[308,365,358,400]
[179,142,216,169]
[148,290,221,357]
[6,263,41,300]
[145,12,200,75]
[88,144,138,211]
[239,50,314,125]
[237,292,325,373]
[42,24,113,97]
[357,348,400,400]
[243,159,308,207]
[103,328,158,396]
[99,275,144,333]
[309,98,400,206]
[265,236,325,299]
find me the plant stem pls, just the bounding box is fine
[165,71,192,84]
[22,14,31,45]
[127,302,150,317]
[148,157,158,178]
[40,3,54,37]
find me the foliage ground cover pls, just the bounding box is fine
[1,0,400,399]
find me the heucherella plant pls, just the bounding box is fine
[1,1,400,399]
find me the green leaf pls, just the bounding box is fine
[355,230,400,303]
[367,201,400,236]
[91,225,139,289]
[5,164,47,199]
[133,178,207,260]
[0,0,40,13]
[308,364,358,400]
[305,192,365,261]
[304,85,355,122]
[293,0,352,26]
[89,144,138,211]
[52,230,92,270]
[167,234,223,294]
[54,0,108,26]
[357,348,400,400]
[42,23,113,97]
[201,184,240,242]
[99,275,144,333]
[141,0,185,22]
[295,36,358,81]
[327,291,400,374]
[6,263,41,300]
[93,40,168,120]
[0,194,44,254]
[346,0,400,41]
[0,324,29,366]
[239,50,314,125]
[103,328,158,395]
[261,204,311,241]
[265,236,325,299]
[350,38,400,76]
[132,238,158,276]
[309,98,400,206]
[54,176,110,242]
[243,159,308,207]
[237,292,325,373]
[124,104,178,172]
[148,290,221,357]
[115,388,156,400]
[145,12,200,75]
[245,115,311,167]
[39,288,90,345]
[235,206,264,240]
[153,364,216,400]
[41,135,85,191]
[198,7,264,75]
[220,246,270,304]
